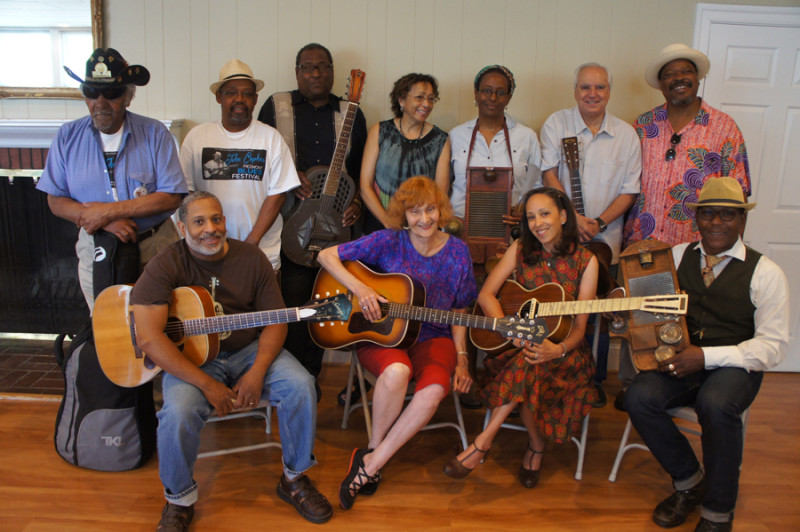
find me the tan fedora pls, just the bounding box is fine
[645,43,710,89]
[209,59,265,94]
[686,177,755,211]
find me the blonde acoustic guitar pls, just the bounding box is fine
[93,284,351,387]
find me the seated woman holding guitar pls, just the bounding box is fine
[443,187,599,488]
[317,176,476,510]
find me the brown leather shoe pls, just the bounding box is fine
[276,474,333,524]
[443,441,490,479]
[156,502,194,532]
[653,480,705,528]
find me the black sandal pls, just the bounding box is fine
[337,381,372,407]
[518,443,544,488]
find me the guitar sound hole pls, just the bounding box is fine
[349,312,395,336]
[165,317,186,348]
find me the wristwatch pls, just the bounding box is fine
[595,217,608,233]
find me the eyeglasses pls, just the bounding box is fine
[297,63,333,74]
[477,88,509,98]
[695,207,744,222]
[219,88,257,99]
[408,94,439,105]
[81,85,128,100]
[665,133,682,161]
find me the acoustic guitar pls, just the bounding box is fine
[93,284,352,387]
[281,69,366,267]
[561,136,616,296]
[309,261,549,350]
[469,279,688,355]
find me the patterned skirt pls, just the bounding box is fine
[480,340,597,444]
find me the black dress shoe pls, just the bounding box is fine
[694,517,733,532]
[653,480,705,528]
[614,389,626,412]
[591,383,607,408]
[276,473,333,524]
[156,502,194,532]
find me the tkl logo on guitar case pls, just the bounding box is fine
[100,435,124,447]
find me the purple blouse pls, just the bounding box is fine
[337,229,477,343]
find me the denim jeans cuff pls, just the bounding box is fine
[165,481,199,507]
[673,469,703,491]
[701,506,733,523]
[283,454,318,479]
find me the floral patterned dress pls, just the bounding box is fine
[480,245,597,443]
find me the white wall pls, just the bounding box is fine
[3,0,798,140]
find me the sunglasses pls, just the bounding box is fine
[665,133,682,161]
[81,85,128,100]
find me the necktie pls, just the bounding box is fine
[702,254,726,287]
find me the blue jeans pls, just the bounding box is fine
[157,343,317,506]
[625,367,762,516]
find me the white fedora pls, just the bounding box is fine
[645,43,710,89]
[209,59,265,94]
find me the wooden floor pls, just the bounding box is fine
[1,367,799,531]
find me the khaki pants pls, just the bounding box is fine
[76,219,180,311]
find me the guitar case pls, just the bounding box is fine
[53,230,156,471]
[53,322,157,471]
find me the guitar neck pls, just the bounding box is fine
[561,137,584,215]
[322,101,359,197]
[535,296,681,317]
[569,170,585,215]
[382,302,498,332]
[183,308,306,337]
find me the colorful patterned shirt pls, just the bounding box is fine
[623,99,750,246]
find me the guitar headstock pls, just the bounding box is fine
[346,69,366,104]
[496,316,550,345]
[561,136,579,172]
[307,293,353,322]
[639,294,688,315]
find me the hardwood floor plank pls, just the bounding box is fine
[1,369,798,531]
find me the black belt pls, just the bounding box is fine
[138,219,167,242]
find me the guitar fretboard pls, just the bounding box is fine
[382,302,498,331]
[183,308,301,337]
[562,136,585,215]
[535,296,685,317]
[322,101,359,198]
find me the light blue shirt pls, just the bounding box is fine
[38,112,187,231]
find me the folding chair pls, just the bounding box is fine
[608,405,751,482]
[198,400,281,459]
[481,408,590,480]
[341,350,469,450]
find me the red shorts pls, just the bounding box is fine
[357,337,456,394]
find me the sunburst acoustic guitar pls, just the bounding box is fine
[308,261,549,350]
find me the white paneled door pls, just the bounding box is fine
[696,4,800,371]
